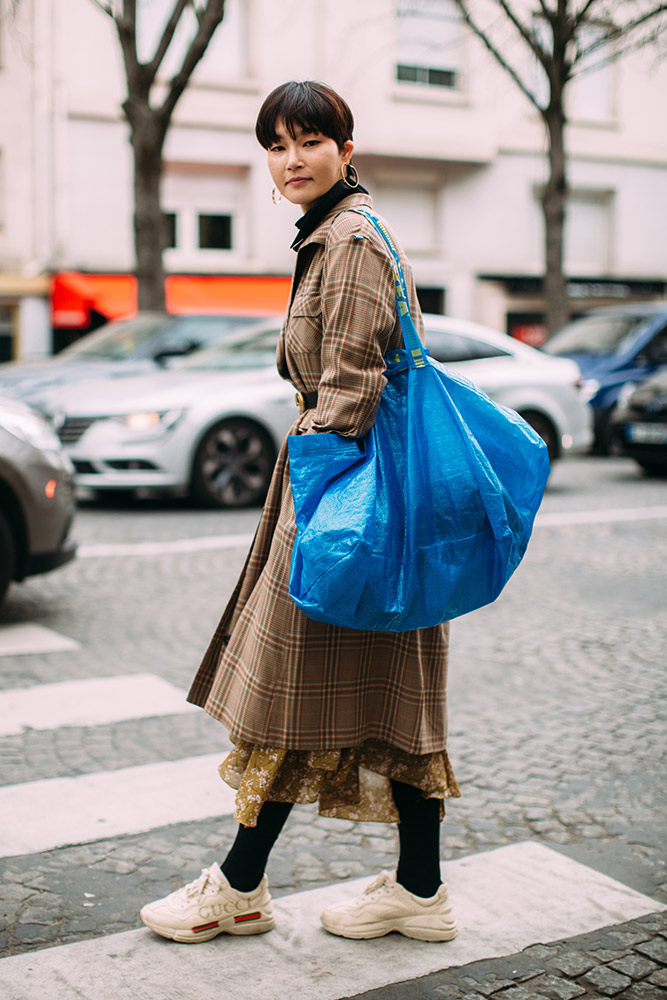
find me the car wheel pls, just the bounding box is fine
[191,418,276,508]
[519,411,558,463]
[637,460,667,478]
[0,508,15,604]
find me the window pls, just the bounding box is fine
[162,166,247,262]
[372,180,439,252]
[396,0,463,90]
[425,330,511,362]
[565,193,612,273]
[0,307,14,363]
[163,213,177,249]
[417,287,445,314]
[198,214,232,251]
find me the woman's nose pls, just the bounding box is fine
[286,147,303,169]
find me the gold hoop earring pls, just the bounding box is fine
[341,162,359,188]
[272,186,283,204]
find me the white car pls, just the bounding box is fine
[37,317,592,508]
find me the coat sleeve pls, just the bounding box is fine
[311,227,397,438]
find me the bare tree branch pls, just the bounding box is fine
[453,1,543,110]
[536,0,554,19]
[145,0,189,87]
[159,0,225,125]
[570,4,667,68]
[572,0,600,28]
[497,0,550,67]
[188,0,205,27]
[88,0,114,15]
[114,1,141,98]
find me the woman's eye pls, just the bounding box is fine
[270,144,284,152]
[304,139,320,147]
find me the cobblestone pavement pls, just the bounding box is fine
[0,455,666,999]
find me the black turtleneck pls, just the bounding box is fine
[290,179,369,251]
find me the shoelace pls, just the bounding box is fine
[185,868,216,899]
[360,871,394,899]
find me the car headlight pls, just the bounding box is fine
[0,409,63,451]
[579,378,600,404]
[112,409,185,431]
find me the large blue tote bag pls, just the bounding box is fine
[288,209,550,632]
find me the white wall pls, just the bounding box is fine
[1,0,666,354]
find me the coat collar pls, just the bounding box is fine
[295,191,373,253]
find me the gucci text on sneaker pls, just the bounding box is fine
[320,870,458,941]
[140,863,275,943]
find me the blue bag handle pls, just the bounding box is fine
[345,208,428,371]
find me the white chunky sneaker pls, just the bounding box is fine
[140,863,275,943]
[320,870,458,942]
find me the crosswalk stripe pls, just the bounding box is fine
[0,623,80,656]
[0,842,663,1000]
[0,673,197,737]
[71,505,667,562]
[78,534,255,558]
[536,504,667,527]
[0,753,234,857]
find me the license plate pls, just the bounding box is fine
[626,422,667,444]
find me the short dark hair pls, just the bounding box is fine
[255,81,354,152]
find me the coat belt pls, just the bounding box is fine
[295,390,318,414]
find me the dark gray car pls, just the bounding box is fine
[0,398,77,603]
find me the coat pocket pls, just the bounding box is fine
[288,301,322,354]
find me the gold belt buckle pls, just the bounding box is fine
[295,390,306,414]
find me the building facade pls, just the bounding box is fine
[1,0,666,358]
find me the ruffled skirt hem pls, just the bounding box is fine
[218,737,461,827]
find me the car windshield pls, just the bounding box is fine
[543,314,654,357]
[425,330,512,362]
[178,327,281,370]
[60,314,267,361]
[60,316,171,359]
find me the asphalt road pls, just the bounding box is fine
[0,454,665,999]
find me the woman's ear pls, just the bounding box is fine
[342,139,354,164]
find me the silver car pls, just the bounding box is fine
[0,397,77,602]
[0,312,279,405]
[38,317,592,508]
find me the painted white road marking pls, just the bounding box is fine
[0,753,234,857]
[0,623,80,657]
[0,842,663,1000]
[78,534,255,558]
[537,504,667,527]
[0,674,197,737]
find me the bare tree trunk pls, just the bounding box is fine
[542,102,569,336]
[130,115,167,312]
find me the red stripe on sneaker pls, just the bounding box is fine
[234,911,262,923]
[192,921,220,933]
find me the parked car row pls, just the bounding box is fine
[0,398,77,603]
[1,299,665,582]
[0,315,593,508]
[542,302,667,453]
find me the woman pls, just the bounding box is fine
[140,80,460,944]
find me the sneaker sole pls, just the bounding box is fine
[320,915,458,942]
[141,911,276,943]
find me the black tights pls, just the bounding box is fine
[221,780,441,898]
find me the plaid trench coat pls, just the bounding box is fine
[187,191,451,756]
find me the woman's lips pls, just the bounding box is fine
[287,177,311,186]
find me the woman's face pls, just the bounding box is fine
[267,119,354,212]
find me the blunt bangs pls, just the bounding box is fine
[255,81,354,152]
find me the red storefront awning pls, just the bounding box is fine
[51,272,291,329]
